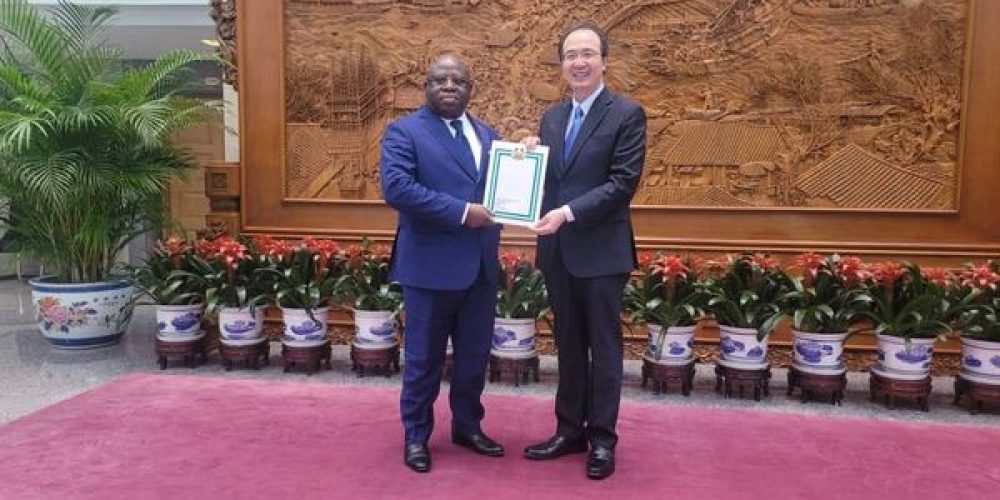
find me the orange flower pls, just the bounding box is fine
[214,236,248,266]
[636,251,654,269]
[255,235,292,260]
[161,236,187,256]
[303,237,340,260]
[870,261,906,285]
[652,254,691,283]
[960,262,1000,291]
[193,238,219,258]
[922,267,954,287]
[837,255,870,288]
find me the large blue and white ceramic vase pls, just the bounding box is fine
[718,325,769,367]
[492,317,537,358]
[647,324,696,364]
[876,334,935,378]
[353,309,398,349]
[792,330,848,372]
[281,307,329,347]
[155,303,204,340]
[959,337,1000,382]
[218,307,265,344]
[30,277,135,349]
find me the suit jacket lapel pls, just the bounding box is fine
[420,108,478,182]
[564,89,612,173]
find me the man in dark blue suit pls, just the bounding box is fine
[380,53,505,474]
[522,22,646,480]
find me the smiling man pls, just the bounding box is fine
[380,53,504,474]
[522,22,647,480]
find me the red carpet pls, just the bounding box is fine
[1,374,998,499]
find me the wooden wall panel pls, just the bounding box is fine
[238,0,1000,264]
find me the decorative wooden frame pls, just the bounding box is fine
[237,0,1000,262]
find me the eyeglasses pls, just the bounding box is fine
[562,49,600,62]
[426,75,470,88]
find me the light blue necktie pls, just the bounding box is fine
[564,106,584,163]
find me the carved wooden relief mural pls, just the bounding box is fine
[282,0,966,210]
[210,0,238,89]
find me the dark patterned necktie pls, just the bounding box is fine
[450,119,476,172]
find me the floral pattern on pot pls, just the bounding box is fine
[993,356,1000,369]
[170,313,200,331]
[894,344,933,365]
[155,304,204,337]
[720,336,745,355]
[795,341,834,364]
[223,320,257,338]
[37,297,97,333]
[290,320,324,336]
[964,355,982,368]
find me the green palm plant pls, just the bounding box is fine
[0,0,219,283]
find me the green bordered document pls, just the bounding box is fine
[484,140,549,227]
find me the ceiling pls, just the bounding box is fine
[27,1,216,59]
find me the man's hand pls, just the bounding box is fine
[530,208,567,235]
[465,204,495,228]
[520,136,541,151]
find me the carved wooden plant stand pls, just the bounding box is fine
[869,371,931,411]
[787,366,847,405]
[282,341,332,375]
[641,358,696,396]
[953,374,1000,415]
[489,352,540,387]
[715,363,771,401]
[156,336,208,370]
[350,343,400,377]
[219,340,270,371]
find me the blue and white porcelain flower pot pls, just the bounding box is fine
[960,337,1000,380]
[647,324,695,363]
[792,330,847,370]
[876,334,935,377]
[30,277,135,349]
[155,303,204,338]
[281,307,329,346]
[492,317,536,356]
[353,309,397,348]
[218,307,265,343]
[719,325,769,365]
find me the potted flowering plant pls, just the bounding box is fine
[623,252,707,362]
[257,236,344,345]
[493,250,549,354]
[130,236,208,339]
[187,235,275,344]
[334,239,402,348]
[859,261,950,379]
[948,261,1000,380]
[778,252,874,371]
[702,252,791,366]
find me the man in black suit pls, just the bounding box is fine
[522,21,646,480]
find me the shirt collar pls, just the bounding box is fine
[571,83,604,116]
[441,112,471,131]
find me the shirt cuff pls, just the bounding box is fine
[462,203,470,225]
[560,205,575,222]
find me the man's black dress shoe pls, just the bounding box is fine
[586,446,615,480]
[451,432,504,457]
[404,443,431,473]
[522,435,588,460]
